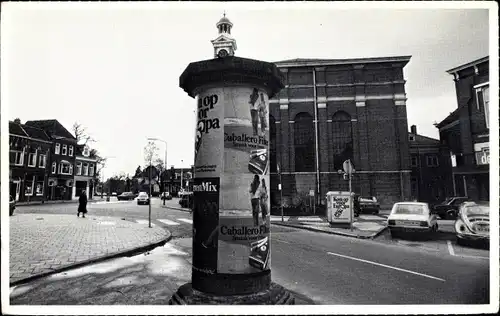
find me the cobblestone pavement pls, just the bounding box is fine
[9,214,170,284]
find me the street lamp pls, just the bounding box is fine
[147,137,168,204]
[100,156,116,201]
[180,159,184,193]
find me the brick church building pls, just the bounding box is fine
[268,56,412,210]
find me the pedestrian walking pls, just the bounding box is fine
[77,190,88,218]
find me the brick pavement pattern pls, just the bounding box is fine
[9,214,169,284]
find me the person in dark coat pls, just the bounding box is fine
[77,190,88,218]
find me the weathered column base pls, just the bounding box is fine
[169,282,295,305]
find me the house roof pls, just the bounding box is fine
[435,107,460,129]
[409,132,440,147]
[9,121,51,142]
[9,121,29,137]
[24,119,76,140]
[446,56,489,74]
[273,55,412,68]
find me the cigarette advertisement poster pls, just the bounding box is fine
[194,88,223,178]
[217,86,271,274]
[192,88,223,275]
[326,192,352,223]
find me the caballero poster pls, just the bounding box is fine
[217,86,271,274]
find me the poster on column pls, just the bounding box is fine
[192,88,224,275]
[217,86,271,274]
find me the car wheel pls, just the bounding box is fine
[373,210,379,215]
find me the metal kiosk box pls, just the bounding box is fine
[326,191,354,227]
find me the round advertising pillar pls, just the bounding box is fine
[169,56,294,305]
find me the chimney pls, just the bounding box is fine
[14,118,21,124]
[410,125,417,134]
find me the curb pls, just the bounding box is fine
[161,205,191,213]
[271,222,387,239]
[9,230,173,287]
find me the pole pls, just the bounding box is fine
[348,160,353,231]
[149,161,152,228]
[180,160,184,193]
[279,163,283,222]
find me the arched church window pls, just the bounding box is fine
[294,112,315,172]
[331,111,353,171]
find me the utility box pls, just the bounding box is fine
[326,191,354,225]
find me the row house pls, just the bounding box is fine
[164,166,194,195]
[435,56,490,202]
[73,144,98,200]
[9,120,51,202]
[408,125,453,205]
[24,120,78,201]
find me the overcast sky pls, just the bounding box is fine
[2,2,491,179]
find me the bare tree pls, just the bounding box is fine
[72,122,95,146]
[144,141,160,167]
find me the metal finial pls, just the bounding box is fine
[223,11,226,17]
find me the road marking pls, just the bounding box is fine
[274,239,291,244]
[447,240,455,256]
[456,254,489,260]
[157,219,180,226]
[136,219,155,226]
[178,218,193,224]
[327,251,445,282]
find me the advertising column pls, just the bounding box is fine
[218,87,271,274]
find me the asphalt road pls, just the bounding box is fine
[12,199,491,305]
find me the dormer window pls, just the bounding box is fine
[409,135,416,141]
[62,144,67,155]
[83,146,90,157]
[55,143,60,155]
[69,146,74,156]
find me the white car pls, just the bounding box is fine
[137,192,150,205]
[387,202,438,238]
[455,202,489,245]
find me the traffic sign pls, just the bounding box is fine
[343,160,355,175]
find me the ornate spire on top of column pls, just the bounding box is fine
[211,12,237,58]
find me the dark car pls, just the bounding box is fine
[161,192,172,201]
[179,192,194,209]
[353,195,380,215]
[10,195,16,216]
[117,192,136,201]
[433,196,469,219]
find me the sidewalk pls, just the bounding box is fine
[270,215,388,239]
[16,197,107,206]
[9,214,172,286]
[271,214,457,239]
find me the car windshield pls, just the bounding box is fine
[393,204,427,215]
[463,205,489,217]
[360,197,375,202]
[138,193,148,197]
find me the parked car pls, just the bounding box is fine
[353,195,380,215]
[455,202,489,246]
[9,195,16,216]
[111,192,118,196]
[387,202,438,238]
[179,192,194,209]
[161,192,172,201]
[117,192,136,201]
[137,192,150,205]
[433,196,469,219]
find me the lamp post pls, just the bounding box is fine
[180,159,184,193]
[100,156,116,202]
